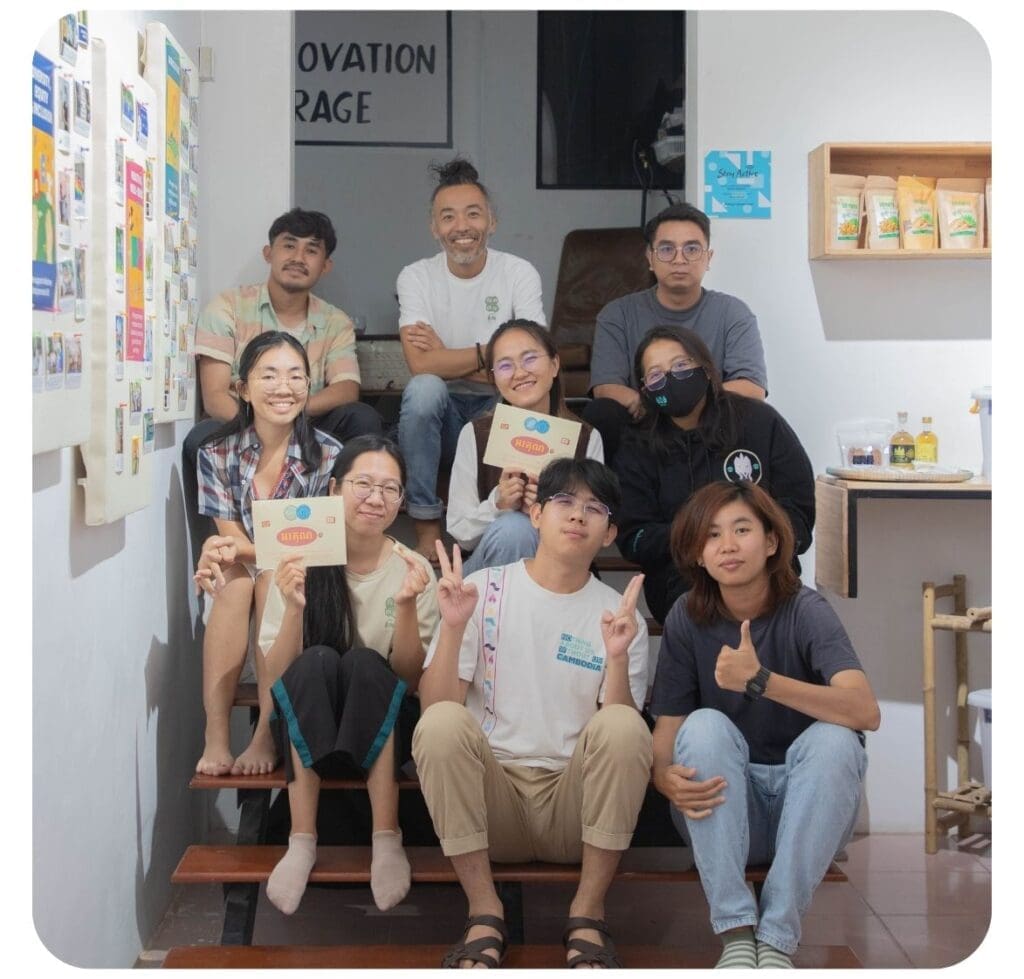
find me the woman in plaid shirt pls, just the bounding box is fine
[193,330,341,777]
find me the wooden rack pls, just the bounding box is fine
[922,575,992,854]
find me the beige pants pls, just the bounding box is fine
[412,701,653,861]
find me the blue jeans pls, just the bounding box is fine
[671,709,867,955]
[398,375,495,520]
[462,511,540,575]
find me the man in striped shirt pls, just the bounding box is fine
[183,208,382,548]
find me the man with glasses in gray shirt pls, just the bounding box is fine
[583,203,767,462]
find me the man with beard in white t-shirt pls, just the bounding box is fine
[397,157,546,563]
[412,457,652,968]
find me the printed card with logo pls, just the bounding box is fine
[482,403,582,475]
[253,496,347,570]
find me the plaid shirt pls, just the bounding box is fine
[197,425,341,539]
[194,282,360,393]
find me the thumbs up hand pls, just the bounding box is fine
[714,619,761,693]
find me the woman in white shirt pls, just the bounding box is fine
[447,319,604,573]
[258,435,440,916]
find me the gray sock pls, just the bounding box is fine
[266,833,317,915]
[716,926,757,968]
[756,940,794,968]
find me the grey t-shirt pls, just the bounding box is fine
[649,587,864,765]
[589,286,768,392]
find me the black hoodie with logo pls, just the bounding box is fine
[613,396,815,623]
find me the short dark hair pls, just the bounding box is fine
[538,458,622,519]
[331,434,407,488]
[670,481,800,625]
[429,155,492,206]
[643,202,711,247]
[267,207,338,257]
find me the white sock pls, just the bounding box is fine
[371,829,411,911]
[266,833,317,915]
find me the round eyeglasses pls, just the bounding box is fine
[653,242,707,263]
[540,492,612,521]
[252,373,310,390]
[492,351,549,380]
[344,477,405,505]
[643,364,703,392]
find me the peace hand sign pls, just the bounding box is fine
[394,542,433,605]
[600,573,645,661]
[435,541,479,629]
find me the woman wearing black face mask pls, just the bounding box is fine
[613,327,815,624]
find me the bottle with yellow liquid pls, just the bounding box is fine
[915,416,938,465]
[889,412,915,468]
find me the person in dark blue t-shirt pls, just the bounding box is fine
[650,480,880,969]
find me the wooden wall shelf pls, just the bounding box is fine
[808,142,991,260]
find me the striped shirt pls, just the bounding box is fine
[194,282,360,393]
[197,425,341,539]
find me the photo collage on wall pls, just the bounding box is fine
[32,11,90,402]
[150,29,199,424]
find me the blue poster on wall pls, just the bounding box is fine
[704,150,772,219]
[32,51,58,310]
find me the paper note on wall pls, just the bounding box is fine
[704,149,772,219]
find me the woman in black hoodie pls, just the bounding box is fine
[614,326,814,623]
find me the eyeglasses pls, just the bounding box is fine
[344,477,405,504]
[652,242,707,263]
[252,373,310,390]
[492,351,549,380]
[643,363,703,391]
[541,492,612,521]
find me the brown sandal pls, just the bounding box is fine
[441,914,509,969]
[563,916,622,968]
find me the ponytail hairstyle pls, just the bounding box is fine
[670,481,800,626]
[199,330,323,472]
[485,318,569,418]
[301,435,407,655]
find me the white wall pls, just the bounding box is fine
[690,11,992,831]
[28,8,292,968]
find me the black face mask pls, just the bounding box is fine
[646,369,709,418]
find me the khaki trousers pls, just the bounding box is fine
[412,701,653,860]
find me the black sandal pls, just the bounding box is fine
[563,916,622,968]
[441,914,509,969]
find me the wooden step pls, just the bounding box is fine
[173,844,847,886]
[594,554,642,572]
[233,682,258,708]
[189,770,421,791]
[162,942,861,968]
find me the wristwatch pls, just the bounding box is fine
[744,666,771,701]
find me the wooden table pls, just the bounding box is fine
[814,475,991,598]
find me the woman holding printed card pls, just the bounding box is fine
[614,327,815,625]
[447,318,604,573]
[258,435,439,914]
[193,331,340,778]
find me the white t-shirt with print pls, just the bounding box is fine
[423,560,648,770]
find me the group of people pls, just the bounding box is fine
[183,157,880,969]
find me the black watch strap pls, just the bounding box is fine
[744,666,771,701]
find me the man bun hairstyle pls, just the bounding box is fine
[643,202,711,247]
[268,207,338,257]
[429,155,492,206]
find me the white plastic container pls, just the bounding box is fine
[966,688,992,789]
[971,386,991,480]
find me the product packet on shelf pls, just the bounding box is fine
[829,174,865,251]
[864,175,900,250]
[935,177,986,250]
[897,175,937,249]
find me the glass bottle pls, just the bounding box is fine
[889,412,915,468]
[915,416,938,464]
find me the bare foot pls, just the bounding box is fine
[195,742,234,776]
[231,727,278,775]
[564,910,616,968]
[453,918,506,969]
[412,520,443,565]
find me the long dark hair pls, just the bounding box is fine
[670,481,800,626]
[485,318,570,418]
[200,331,323,471]
[302,436,407,655]
[632,326,741,460]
